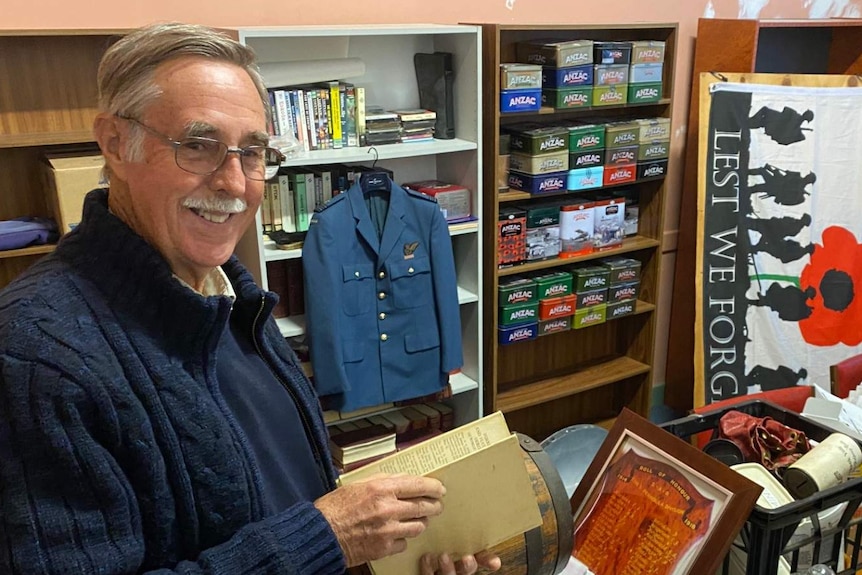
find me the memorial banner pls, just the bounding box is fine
[696,78,862,405]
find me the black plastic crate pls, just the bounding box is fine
[660,399,862,575]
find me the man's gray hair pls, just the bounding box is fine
[98,22,269,162]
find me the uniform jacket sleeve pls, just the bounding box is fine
[429,205,463,373]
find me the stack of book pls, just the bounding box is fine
[364,106,401,145]
[328,422,397,473]
[393,109,437,143]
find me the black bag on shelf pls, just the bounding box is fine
[413,52,455,140]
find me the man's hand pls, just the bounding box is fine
[420,550,502,575]
[315,474,445,567]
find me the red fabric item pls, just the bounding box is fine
[831,355,862,399]
[717,410,810,473]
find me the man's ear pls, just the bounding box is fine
[93,113,129,182]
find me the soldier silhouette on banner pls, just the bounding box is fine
[751,236,814,264]
[749,283,816,321]
[746,365,808,391]
[749,106,814,145]
[749,164,817,206]
[747,213,812,240]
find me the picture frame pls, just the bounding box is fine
[568,408,762,575]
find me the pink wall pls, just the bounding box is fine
[3,0,860,388]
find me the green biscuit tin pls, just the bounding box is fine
[605,121,640,148]
[499,300,539,326]
[630,40,666,64]
[637,117,671,142]
[638,140,670,162]
[573,304,607,329]
[498,276,538,306]
[570,265,611,292]
[507,124,568,155]
[567,124,605,152]
[628,83,662,105]
[532,271,573,299]
[600,256,642,285]
[592,85,628,107]
[542,87,592,110]
[500,63,543,91]
[517,39,594,68]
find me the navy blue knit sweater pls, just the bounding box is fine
[0,189,345,574]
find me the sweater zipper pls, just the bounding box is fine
[250,295,330,487]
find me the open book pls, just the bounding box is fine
[338,411,542,575]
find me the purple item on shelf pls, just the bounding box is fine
[0,217,59,251]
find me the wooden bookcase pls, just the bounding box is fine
[665,18,862,412]
[478,23,677,441]
[0,30,123,288]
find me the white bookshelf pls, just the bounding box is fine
[232,24,483,425]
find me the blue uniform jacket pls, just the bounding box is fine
[302,180,463,411]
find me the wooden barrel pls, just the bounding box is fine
[478,433,573,575]
[347,432,573,575]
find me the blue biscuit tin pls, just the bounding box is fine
[508,170,568,195]
[629,63,664,84]
[498,322,538,345]
[500,89,542,113]
[567,167,604,192]
[542,64,594,88]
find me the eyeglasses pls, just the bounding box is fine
[118,115,284,181]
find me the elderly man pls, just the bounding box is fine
[0,23,499,575]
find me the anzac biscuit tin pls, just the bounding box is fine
[592,85,628,107]
[533,271,573,299]
[605,145,638,166]
[499,300,539,327]
[638,140,670,162]
[574,304,607,329]
[542,87,592,110]
[570,265,610,292]
[605,121,640,148]
[500,89,541,113]
[559,200,595,257]
[524,204,562,261]
[498,276,538,306]
[517,39,594,68]
[542,64,593,88]
[602,164,636,186]
[509,150,569,175]
[637,117,671,142]
[576,288,608,310]
[629,63,663,85]
[594,64,629,86]
[507,124,568,155]
[498,322,538,345]
[507,170,568,195]
[500,63,543,91]
[630,40,666,64]
[570,149,605,169]
[608,281,640,303]
[637,159,668,180]
[567,124,605,152]
[592,197,625,250]
[538,316,572,336]
[539,295,576,321]
[628,83,662,105]
[567,167,604,192]
[601,256,642,284]
[594,42,632,65]
[497,207,526,267]
[607,299,637,320]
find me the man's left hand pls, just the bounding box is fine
[420,550,501,575]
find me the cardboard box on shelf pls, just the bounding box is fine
[42,152,105,234]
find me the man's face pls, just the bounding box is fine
[111,57,267,287]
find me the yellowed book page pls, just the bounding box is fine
[338,411,510,483]
[369,433,542,575]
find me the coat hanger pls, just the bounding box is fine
[360,146,391,194]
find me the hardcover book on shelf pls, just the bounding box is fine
[338,412,541,575]
[328,423,396,466]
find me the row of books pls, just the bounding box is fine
[267,81,437,151]
[262,164,393,234]
[266,259,304,319]
[328,402,455,472]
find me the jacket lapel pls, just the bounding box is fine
[347,184,380,255]
[377,183,407,265]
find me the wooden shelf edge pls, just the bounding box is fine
[0,244,56,259]
[0,130,96,149]
[496,356,651,414]
[498,236,660,276]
